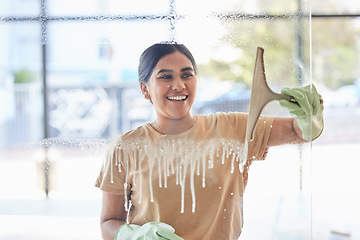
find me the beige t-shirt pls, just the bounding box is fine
[96,112,275,240]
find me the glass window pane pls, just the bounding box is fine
[48,0,169,16]
[312,0,360,14]
[48,21,168,81]
[0,0,40,17]
[0,22,42,150]
[177,1,312,239]
[311,17,360,238]
[178,16,310,115]
[3,0,360,239]
[0,22,43,201]
[176,0,299,16]
[47,21,168,138]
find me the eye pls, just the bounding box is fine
[182,72,194,78]
[158,74,173,80]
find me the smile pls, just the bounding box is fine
[166,95,188,101]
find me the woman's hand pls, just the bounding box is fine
[114,222,183,240]
[279,84,324,141]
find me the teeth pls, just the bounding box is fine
[167,95,186,101]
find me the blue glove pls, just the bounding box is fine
[279,84,324,141]
[114,222,183,240]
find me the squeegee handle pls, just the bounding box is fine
[288,96,299,105]
[277,93,299,106]
[280,94,323,105]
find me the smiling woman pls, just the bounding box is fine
[138,44,198,135]
[95,42,324,240]
[144,52,197,134]
[4,0,359,239]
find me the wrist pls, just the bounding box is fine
[292,119,306,142]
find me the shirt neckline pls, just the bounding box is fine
[146,115,199,138]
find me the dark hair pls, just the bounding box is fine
[138,42,197,84]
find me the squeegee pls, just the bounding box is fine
[245,47,297,142]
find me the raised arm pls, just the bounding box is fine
[268,117,305,146]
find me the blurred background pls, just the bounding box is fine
[1,0,359,239]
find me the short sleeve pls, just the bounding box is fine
[211,112,274,161]
[247,115,275,161]
[95,141,131,196]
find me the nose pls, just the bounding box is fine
[171,76,185,91]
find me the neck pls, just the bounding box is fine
[154,115,195,135]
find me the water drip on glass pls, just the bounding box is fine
[109,138,248,213]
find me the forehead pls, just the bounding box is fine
[154,51,193,71]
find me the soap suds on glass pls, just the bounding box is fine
[108,138,248,213]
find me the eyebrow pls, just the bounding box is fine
[181,67,194,72]
[156,67,194,75]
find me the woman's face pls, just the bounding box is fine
[141,51,197,121]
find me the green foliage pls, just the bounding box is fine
[198,60,237,81]
[197,0,360,90]
[311,18,360,89]
[13,69,37,84]
[199,18,302,88]
[198,59,248,85]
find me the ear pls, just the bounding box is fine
[140,82,150,100]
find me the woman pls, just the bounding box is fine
[95,43,324,240]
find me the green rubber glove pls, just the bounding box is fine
[279,84,324,141]
[114,222,184,240]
